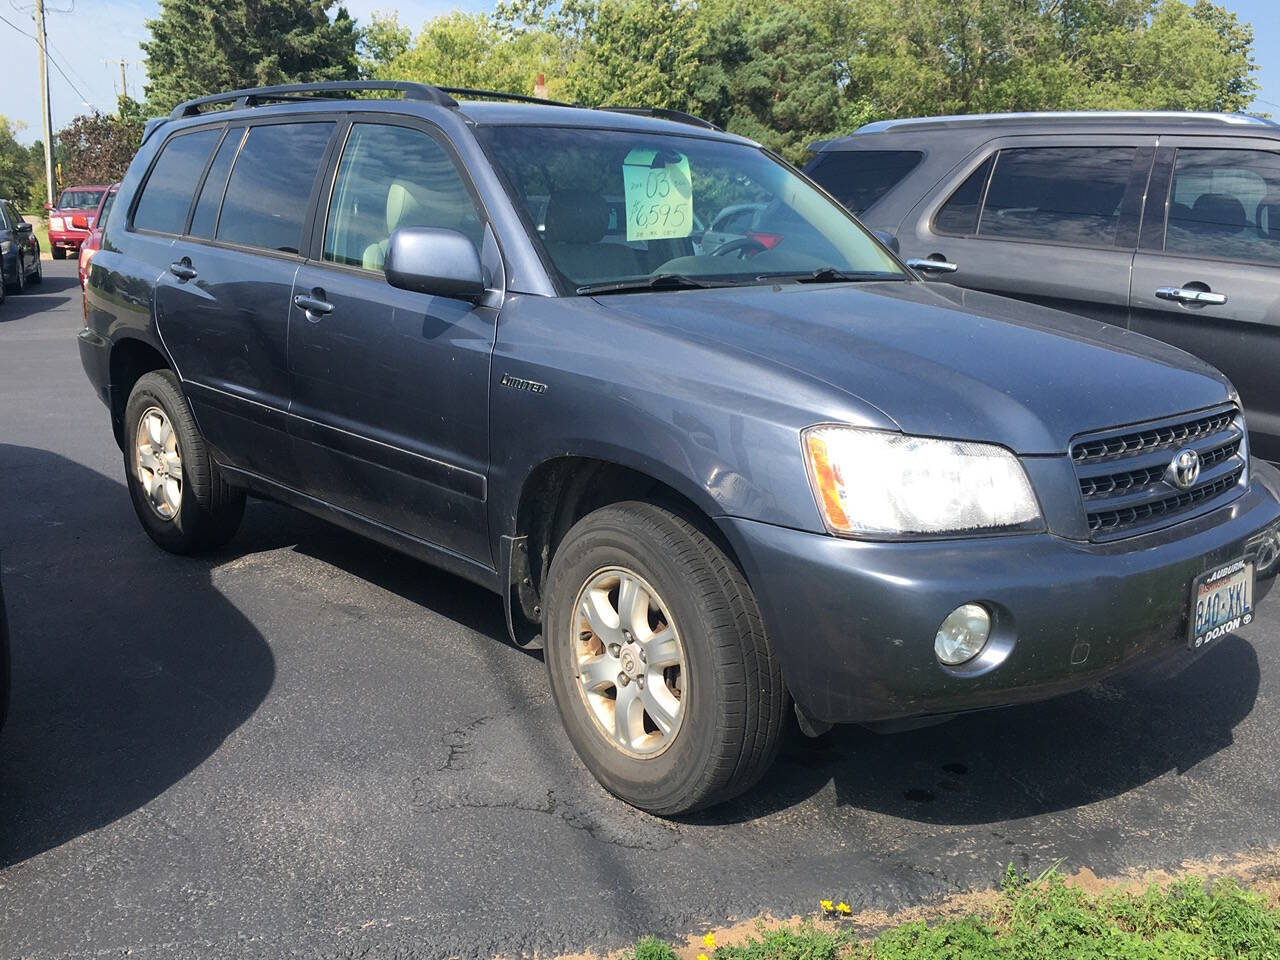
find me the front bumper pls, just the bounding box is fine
[49,230,87,251]
[721,465,1280,725]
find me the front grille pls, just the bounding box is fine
[1070,405,1246,539]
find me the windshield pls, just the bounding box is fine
[57,188,105,210]
[479,126,905,293]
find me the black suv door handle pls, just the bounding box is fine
[1155,285,1227,306]
[294,291,334,319]
[169,260,197,281]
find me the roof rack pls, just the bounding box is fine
[439,87,575,108]
[852,110,1278,135]
[598,106,722,131]
[168,80,458,119]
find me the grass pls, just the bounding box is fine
[29,218,50,259]
[625,866,1280,960]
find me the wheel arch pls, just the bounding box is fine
[108,336,173,449]
[503,454,750,647]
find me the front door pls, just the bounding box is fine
[1129,139,1280,463]
[287,119,498,564]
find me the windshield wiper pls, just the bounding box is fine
[577,273,728,296]
[761,267,905,284]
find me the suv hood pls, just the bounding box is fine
[596,280,1233,455]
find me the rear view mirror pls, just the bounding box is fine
[385,228,485,303]
[872,229,900,255]
[16,222,32,234]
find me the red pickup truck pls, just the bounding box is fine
[46,185,108,259]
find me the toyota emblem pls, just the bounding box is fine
[1168,448,1201,490]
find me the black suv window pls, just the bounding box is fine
[1166,148,1280,266]
[189,127,245,240]
[978,147,1136,247]
[216,122,335,254]
[132,128,220,235]
[934,156,994,236]
[323,123,483,271]
[806,150,923,214]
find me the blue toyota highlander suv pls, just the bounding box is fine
[79,83,1280,814]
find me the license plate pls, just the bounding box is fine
[1189,558,1254,649]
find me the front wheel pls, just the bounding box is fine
[544,501,786,815]
[51,246,66,261]
[123,370,245,554]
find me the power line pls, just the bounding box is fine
[0,8,94,107]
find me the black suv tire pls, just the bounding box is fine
[544,501,786,815]
[123,370,245,553]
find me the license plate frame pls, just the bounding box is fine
[1188,557,1255,650]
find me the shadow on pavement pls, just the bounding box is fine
[0,273,81,323]
[0,444,275,869]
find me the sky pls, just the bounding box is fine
[1,0,1279,144]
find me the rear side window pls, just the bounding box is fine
[132,129,220,235]
[934,156,994,235]
[216,122,335,254]
[1165,148,1280,265]
[979,147,1136,247]
[189,127,244,239]
[322,122,482,271]
[806,150,923,214]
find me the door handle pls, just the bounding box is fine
[906,257,959,274]
[1155,286,1227,306]
[168,260,197,281]
[294,292,334,318]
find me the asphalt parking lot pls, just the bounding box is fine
[2,259,1279,959]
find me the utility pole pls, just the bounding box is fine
[104,58,130,100]
[34,0,55,206]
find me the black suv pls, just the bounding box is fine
[806,111,1280,465]
[80,85,1280,813]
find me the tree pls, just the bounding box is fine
[57,111,146,185]
[359,11,412,77]
[142,0,359,112]
[0,117,37,208]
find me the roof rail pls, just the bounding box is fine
[852,110,1278,135]
[168,80,458,119]
[598,106,722,131]
[439,87,575,108]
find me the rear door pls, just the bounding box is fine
[898,135,1155,327]
[153,118,338,483]
[1130,138,1280,463]
[287,117,499,564]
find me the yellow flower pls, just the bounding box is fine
[697,954,709,960]
[819,899,835,912]
[836,902,852,915]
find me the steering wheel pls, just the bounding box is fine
[710,236,768,259]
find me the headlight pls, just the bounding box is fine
[802,425,1041,537]
[50,217,64,231]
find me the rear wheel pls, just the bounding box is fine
[544,501,786,815]
[123,370,245,554]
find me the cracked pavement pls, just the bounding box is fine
[2,261,1279,958]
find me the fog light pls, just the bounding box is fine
[935,603,991,665]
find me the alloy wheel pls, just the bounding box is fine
[134,406,183,520]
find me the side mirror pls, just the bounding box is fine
[872,229,900,255]
[43,202,51,211]
[385,227,485,302]
[16,222,32,234]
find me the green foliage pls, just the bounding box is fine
[56,111,146,185]
[640,869,1280,960]
[628,935,679,960]
[142,0,359,112]
[0,117,37,207]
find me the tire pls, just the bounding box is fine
[123,370,245,554]
[51,246,66,260]
[29,254,41,284]
[12,255,25,293]
[544,501,786,815]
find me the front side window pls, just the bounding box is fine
[805,149,923,214]
[979,147,1137,247]
[216,122,335,254]
[1165,148,1280,265]
[479,125,904,291]
[132,129,220,235]
[323,123,483,271]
